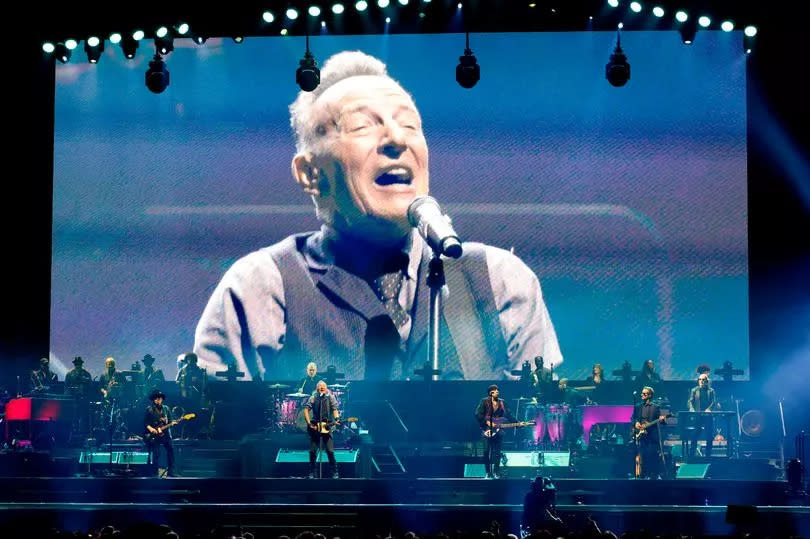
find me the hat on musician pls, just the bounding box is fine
[487,384,499,394]
[142,354,155,365]
[72,356,84,365]
[149,389,166,401]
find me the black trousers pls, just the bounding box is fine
[484,433,503,474]
[637,438,662,478]
[147,435,175,473]
[308,429,336,466]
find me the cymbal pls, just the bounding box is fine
[267,383,290,389]
[515,396,537,402]
[571,386,596,391]
[286,392,309,398]
[328,383,349,389]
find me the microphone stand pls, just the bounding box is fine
[426,254,445,381]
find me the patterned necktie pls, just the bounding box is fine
[372,271,410,328]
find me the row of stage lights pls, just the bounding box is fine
[40,1,758,94]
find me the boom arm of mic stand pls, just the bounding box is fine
[426,254,446,381]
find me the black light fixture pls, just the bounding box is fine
[54,43,71,63]
[192,35,208,45]
[145,52,170,94]
[84,37,104,64]
[121,35,138,59]
[456,31,480,89]
[605,30,630,87]
[679,19,698,45]
[155,36,174,55]
[296,30,320,91]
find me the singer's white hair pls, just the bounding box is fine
[289,50,412,154]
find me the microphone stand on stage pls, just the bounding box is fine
[427,254,445,381]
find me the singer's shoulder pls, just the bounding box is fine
[467,243,539,279]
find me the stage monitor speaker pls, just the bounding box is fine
[502,451,570,467]
[463,463,487,478]
[275,449,359,463]
[676,462,710,479]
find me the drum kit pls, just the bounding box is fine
[515,398,590,448]
[265,383,349,434]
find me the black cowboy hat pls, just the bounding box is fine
[142,354,155,364]
[72,356,84,365]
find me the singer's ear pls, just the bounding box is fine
[292,153,321,197]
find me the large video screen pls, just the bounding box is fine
[52,31,748,382]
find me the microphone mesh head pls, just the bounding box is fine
[407,195,438,227]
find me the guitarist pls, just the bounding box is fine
[143,389,176,477]
[632,386,666,479]
[303,381,341,479]
[475,384,517,479]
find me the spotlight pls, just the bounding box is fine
[155,35,174,55]
[145,53,170,94]
[233,36,244,43]
[744,25,757,37]
[176,23,190,35]
[109,33,122,44]
[675,10,688,23]
[332,4,345,14]
[456,41,480,88]
[84,38,104,63]
[721,20,734,32]
[65,39,78,50]
[309,6,321,16]
[355,0,368,11]
[287,8,299,19]
[121,35,139,59]
[399,0,409,4]
[297,49,320,92]
[262,10,275,23]
[54,43,71,63]
[679,20,697,44]
[385,16,391,23]
[652,6,664,17]
[156,26,169,38]
[629,2,641,13]
[605,31,630,87]
[378,0,390,7]
[607,0,619,7]
[698,15,711,28]
[42,42,55,53]
[133,30,145,41]
[192,35,208,45]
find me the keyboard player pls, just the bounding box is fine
[685,373,717,457]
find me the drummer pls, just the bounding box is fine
[297,362,322,397]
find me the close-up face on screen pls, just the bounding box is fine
[51,31,748,382]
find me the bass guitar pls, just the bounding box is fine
[310,416,358,434]
[481,418,535,438]
[632,413,671,441]
[144,413,196,443]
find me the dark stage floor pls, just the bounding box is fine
[1,477,808,537]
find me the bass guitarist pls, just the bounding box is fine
[144,389,177,477]
[475,384,518,479]
[632,386,667,479]
[303,381,342,479]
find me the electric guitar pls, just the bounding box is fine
[481,418,536,438]
[632,413,671,441]
[144,413,196,442]
[309,416,358,434]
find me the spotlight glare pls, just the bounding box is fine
[744,25,757,37]
[721,20,734,32]
[617,22,624,29]
[85,39,104,64]
[457,2,462,8]
[679,22,697,44]
[177,23,190,35]
[321,20,326,27]
[630,2,641,13]
[332,3,345,14]
[121,36,138,59]
[54,43,71,63]
[385,16,391,23]
[87,36,100,47]
[156,26,169,38]
[287,8,299,19]
[398,0,409,4]
[652,6,664,17]
[675,10,687,22]
[65,39,78,50]
[698,16,711,28]
[607,0,619,7]
[193,35,208,45]
[233,36,244,43]
[109,32,122,44]
[133,30,145,41]
[42,42,55,53]
[378,0,390,7]
[263,10,276,23]
[309,6,321,16]
[281,28,289,35]
[355,0,368,10]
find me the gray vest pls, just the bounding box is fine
[266,233,508,380]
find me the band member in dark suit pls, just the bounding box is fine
[144,389,176,477]
[632,386,666,478]
[686,373,717,457]
[475,384,517,479]
[30,357,58,392]
[303,381,341,479]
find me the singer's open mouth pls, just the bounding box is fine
[374,167,413,186]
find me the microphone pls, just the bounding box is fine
[407,195,463,259]
[632,391,638,396]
